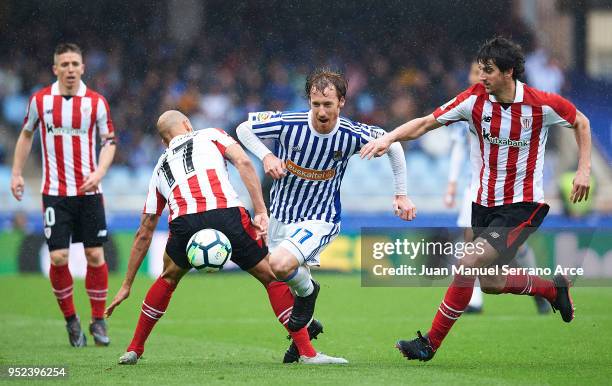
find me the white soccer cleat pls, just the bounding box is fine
[299,352,348,365]
[118,351,139,365]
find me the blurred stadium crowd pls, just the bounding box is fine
[0,1,595,213]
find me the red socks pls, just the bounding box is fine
[127,277,177,357]
[427,273,557,351]
[49,264,76,319]
[50,263,109,320]
[86,263,108,319]
[428,274,476,350]
[125,279,317,358]
[501,274,557,302]
[266,281,316,357]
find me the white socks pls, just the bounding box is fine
[285,266,314,297]
[469,278,483,308]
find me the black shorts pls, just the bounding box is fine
[471,201,549,262]
[166,207,268,271]
[42,194,108,251]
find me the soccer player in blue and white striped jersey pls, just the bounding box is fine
[237,68,416,364]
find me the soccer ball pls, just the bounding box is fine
[186,229,232,272]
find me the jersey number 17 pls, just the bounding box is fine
[161,138,195,187]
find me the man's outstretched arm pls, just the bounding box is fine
[105,213,160,317]
[360,114,442,159]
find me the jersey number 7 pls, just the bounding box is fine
[290,228,313,244]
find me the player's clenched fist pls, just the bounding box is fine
[360,136,393,159]
[10,175,25,201]
[263,154,287,179]
[393,195,417,221]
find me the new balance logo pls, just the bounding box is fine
[97,230,108,237]
[292,146,302,153]
[482,115,492,123]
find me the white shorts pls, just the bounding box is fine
[457,187,472,228]
[268,217,340,266]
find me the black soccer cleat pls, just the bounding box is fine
[396,331,436,362]
[549,274,574,322]
[283,319,324,363]
[287,280,320,332]
[66,315,87,348]
[89,318,110,346]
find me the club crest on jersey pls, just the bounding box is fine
[257,112,272,122]
[521,117,533,129]
[44,227,52,239]
[333,150,343,161]
[81,105,91,115]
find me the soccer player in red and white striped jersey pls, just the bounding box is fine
[361,37,592,361]
[105,111,347,365]
[11,43,116,348]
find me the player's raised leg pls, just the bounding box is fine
[84,246,110,346]
[267,220,339,332]
[515,244,551,314]
[397,240,497,361]
[119,253,188,364]
[480,272,573,322]
[247,256,316,358]
[247,254,345,364]
[269,249,319,332]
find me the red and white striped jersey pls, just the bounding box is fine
[434,81,576,207]
[22,80,115,196]
[143,129,243,222]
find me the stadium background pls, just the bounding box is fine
[0,0,610,277]
[1,1,612,384]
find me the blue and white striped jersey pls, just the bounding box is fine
[249,110,385,224]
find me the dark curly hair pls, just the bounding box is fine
[305,67,348,100]
[477,37,525,80]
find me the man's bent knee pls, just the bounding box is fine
[160,268,184,286]
[460,253,481,269]
[50,249,69,266]
[269,252,299,280]
[248,256,277,286]
[161,253,188,286]
[479,275,506,294]
[85,247,105,266]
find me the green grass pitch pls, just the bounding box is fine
[1,273,611,385]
